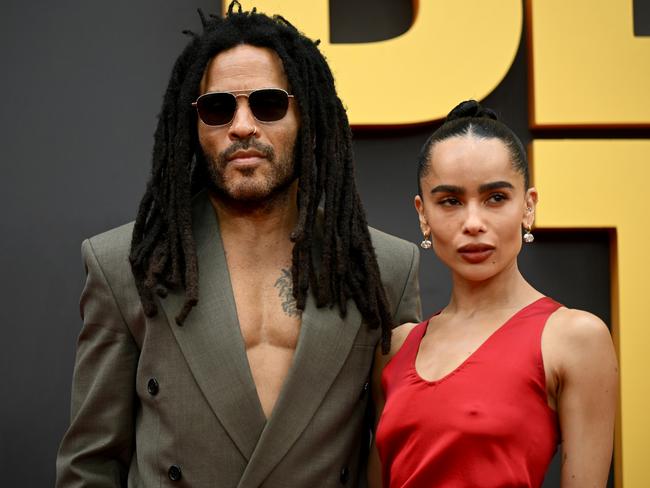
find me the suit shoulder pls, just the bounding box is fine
[369,226,417,259]
[83,221,134,272]
[368,226,418,272]
[367,227,420,309]
[87,222,134,252]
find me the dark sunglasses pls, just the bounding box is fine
[192,88,294,126]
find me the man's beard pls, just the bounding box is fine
[202,138,298,207]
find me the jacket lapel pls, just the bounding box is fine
[159,192,266,461]
[237,292,363,488]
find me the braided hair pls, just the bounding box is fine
[129,2,395,351]
[417,99,529,193]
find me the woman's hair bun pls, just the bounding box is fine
[445,99,497,122]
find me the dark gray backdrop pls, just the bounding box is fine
[1,1,615,486]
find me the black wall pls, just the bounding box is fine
[1,1,611,486]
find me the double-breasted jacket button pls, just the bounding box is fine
[340,466,350,484]
[168,464,182,481]
[147,378,159,396]
[360,381,370,398]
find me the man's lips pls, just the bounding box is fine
[457,243,495,263]
[227,149,266,164]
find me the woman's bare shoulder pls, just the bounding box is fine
[544,306,616,372]
[546,306,611,344]
[390,322,420,355]
[373,321,420,373]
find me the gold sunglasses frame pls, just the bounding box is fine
[191,87,295,126]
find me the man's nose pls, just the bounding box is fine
[228,98,258,140]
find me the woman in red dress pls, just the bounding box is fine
[368,101,618,488]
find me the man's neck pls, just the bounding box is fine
[208,185,299,255]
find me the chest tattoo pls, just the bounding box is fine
[274,268,300,317]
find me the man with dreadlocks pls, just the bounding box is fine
[57,3,420,487]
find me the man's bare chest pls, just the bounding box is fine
[229,265,302,351]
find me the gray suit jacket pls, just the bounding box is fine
[56,192,421,488]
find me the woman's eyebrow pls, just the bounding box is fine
[478,181,515,193]
[430,184,464,195]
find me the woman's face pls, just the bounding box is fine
[415,135,537,282]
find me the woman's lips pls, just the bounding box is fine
[457,244,495,264]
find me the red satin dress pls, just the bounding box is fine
[376,297,561,488]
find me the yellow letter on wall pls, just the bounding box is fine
[528,0,650,127]
[229,1,522,126]
[532,139,650,488]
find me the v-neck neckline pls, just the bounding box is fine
[412,297,548,385]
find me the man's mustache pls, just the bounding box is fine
[220,139,275,163]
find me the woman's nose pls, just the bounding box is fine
[462,204,487,235]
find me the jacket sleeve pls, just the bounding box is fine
[392,243,422,326]
[56,239,138,488]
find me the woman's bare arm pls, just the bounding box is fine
[545,309,618,487]
[367,323,419,488]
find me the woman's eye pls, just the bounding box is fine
[487,193,507,203]
[439,197,460,206]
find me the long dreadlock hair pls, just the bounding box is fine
[129,1,395,352]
